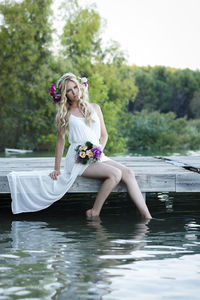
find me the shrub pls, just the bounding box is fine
[127,110,200,151]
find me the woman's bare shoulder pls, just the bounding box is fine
[90,103,101,112]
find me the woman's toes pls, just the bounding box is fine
[85,209,99,218]
[86,209,92,217]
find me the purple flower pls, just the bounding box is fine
[50,84,56,96]
[91,147,102,159]
[50,84,61,103]
[80,77,88,88]
[53,94,61,103]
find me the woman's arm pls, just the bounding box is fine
[49,132,65,180]
[92,103,108,151]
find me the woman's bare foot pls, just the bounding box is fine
[143,215,152,220]
[141,211,152,220]
[85,209,99,218]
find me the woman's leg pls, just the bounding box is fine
[103,160,152,219]
[81,162,122,217]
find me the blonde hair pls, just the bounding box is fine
[56,73,93,136]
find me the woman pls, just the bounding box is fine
[49,73,152,219]
[7,72,151,218]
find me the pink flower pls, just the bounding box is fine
[80,77,88,87]
[50,84,61,103]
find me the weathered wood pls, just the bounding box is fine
[0,173,176,193]
[1,156,200,194]
[176,173,200,192]
[158,156,200,171]
[167,156,200,168]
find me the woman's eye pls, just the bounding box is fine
[74,86,78,89]
[67,89,72,93]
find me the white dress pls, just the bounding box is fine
[7,106,110,214]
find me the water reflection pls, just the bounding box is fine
[0,221,70,299]
[86,217,150,262]
[0,217,150,299]
[0,207,199,299]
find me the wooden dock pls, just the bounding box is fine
[1,156,200,196]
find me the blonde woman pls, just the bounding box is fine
[8,72,151,219]
[49,73,151,219]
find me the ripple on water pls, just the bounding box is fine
[102,254,200,300]
[0,195,200,299]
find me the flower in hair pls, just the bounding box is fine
[80,77,88,88]
[79,77,88,96]
[50,84,61,103]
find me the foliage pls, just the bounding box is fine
[61,1,101,75]
[130,65,200,119]
[1,0,200,155]
[189,90,200,119]
[0,0,55,150]
[169,68,200,118]
[88,66,137,153]
[127,110,200,151]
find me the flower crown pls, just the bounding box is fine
[50,77,88,103]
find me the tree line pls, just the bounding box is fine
[0,0,200,154]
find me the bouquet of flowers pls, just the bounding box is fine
[75,141,102,165]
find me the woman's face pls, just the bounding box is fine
[66,80,79,103]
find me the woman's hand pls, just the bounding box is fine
[49,170,61,180]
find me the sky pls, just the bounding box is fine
[53,0,200,70]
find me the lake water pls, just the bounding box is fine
[1,150,200,298]
[0,192,200,299]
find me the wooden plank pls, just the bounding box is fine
[67,174,176,193]
[137,174,176,192]
[163,156,200,169]
[176,173,200,192]
[0,156,199,194]
[0,177,9,194]
[0,166,184,175]
[0,173,176,194]
[0,157,183,173]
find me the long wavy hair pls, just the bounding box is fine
[56,73,93,137]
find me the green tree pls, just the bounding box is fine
[169,68,200,118]
[127,110,200,151]
[129,67,157,112]
[0,0,54,150]
[88,62,138,153]
[189,90,200,119]
[88,72,128,154]
[129,65,173,113]
[61,0,101,75]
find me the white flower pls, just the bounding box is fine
[79,151,86,158]
[80,144,87,151]
[80,77,87,85]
